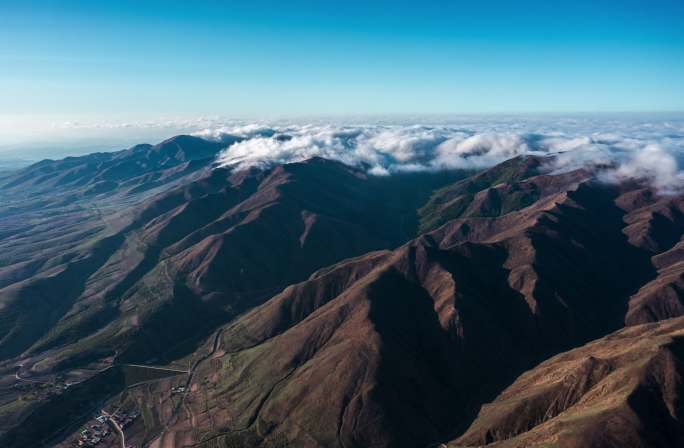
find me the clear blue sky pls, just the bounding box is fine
[1,0,683,138]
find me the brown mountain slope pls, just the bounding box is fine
[450,316,684,448]
[147,173,674,448]
[619,191,684,325]
[417,156,543,233]
[0,134,233,197]
[625,238,684,326]
[0,157,466,447]
[417,156,588,233]
[151,240,533,448]
[2,154,683,448]
[0,135,230,294]
[0,155,464,370]
[0,137,239,363]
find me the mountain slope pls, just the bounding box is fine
[0,152,465,371]
[620,191,684,325]
[145,167,682,448]
[0,148,466,447]
[0,134,232,197]
[1,151,683,448]
[450,316,684,448]
[417,156,583,233]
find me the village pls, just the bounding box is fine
[71,408,139,448]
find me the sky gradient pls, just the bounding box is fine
[1,0,683,150]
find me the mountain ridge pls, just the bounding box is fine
[0,137,682,448]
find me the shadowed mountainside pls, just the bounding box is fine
[1,145,683,448]
[0,147,465,372]
[450,316,684,448]
[145,166,683,448]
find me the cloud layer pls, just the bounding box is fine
[193,116,684,193]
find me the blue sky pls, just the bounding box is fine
[1,0,683,149]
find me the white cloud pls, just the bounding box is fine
[603,144,684,194]
[204,116,684,194]
[7,113,683,193]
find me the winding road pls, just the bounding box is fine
[13,363,50,384]
[102,409,126,448]
[180,328,225,428]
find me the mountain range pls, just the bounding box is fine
[0,135,682,448]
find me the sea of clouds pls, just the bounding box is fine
[193,115,684,194]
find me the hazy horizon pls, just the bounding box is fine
[0,111,684,165]
[2,1,683,168]
[2,0,683,161]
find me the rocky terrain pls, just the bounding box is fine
[450,316,684,448]
[0,135,682,448]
